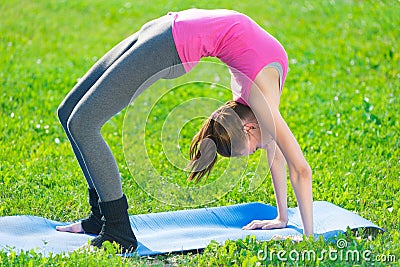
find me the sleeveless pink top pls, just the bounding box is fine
[168,9,288,105]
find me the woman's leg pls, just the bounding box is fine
[66,19,184,202]
[59,15,185,251]
[57,32,139,189]
[56,32,141,235]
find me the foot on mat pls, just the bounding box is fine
[90,194,137,253]
[56,188,103,235]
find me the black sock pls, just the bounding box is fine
[81,188,103,234]
[90,195,137,253]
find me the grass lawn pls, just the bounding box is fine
[1,0,399,266]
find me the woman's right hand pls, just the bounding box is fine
[242,217,288,230]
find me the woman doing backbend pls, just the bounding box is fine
[56,9,313,252]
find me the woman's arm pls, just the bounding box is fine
[243,141,289,230]
[246,68,313,237]
[267,142,288,224]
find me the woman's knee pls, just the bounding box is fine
[67,111,88,141]
[57,100,70,127]
[66,109,100,142]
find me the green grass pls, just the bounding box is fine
[1,0,399,266]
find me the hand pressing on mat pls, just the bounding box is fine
[242,218,288,230]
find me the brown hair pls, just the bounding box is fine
[187,100,255,182]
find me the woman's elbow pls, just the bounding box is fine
[291,162,312,182]
[300,163,312,179]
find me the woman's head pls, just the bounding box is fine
[187,100,260,182]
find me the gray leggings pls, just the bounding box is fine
[58,15,185,202]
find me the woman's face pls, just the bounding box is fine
[239,122,262,156]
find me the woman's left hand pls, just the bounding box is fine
[242,218,287,230]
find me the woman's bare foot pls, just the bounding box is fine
[56,221,84,233]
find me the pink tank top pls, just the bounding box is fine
[168,9,288,105]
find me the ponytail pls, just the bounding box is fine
[187,119,218,182]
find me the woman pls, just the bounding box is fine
[56,8,313,252]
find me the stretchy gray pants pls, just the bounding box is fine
[58,15,185,201]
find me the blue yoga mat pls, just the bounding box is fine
[0,201,381,256]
